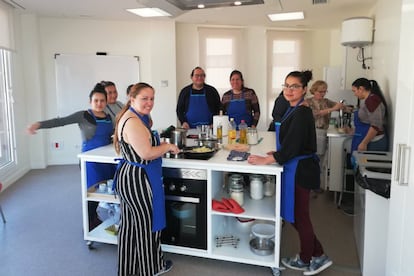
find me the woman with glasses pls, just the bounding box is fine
[306,80,343,156]
[248,70,333,275]
[221,70,260,128]
[176,66,221,129]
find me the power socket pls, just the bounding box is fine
[51,141,64,150]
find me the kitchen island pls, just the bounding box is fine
[78,131,283,273]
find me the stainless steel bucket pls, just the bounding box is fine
[170,128,187,149]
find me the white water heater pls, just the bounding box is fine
[341,17,374,48]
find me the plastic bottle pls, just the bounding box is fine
[216,124,223,143]
[228,118,237,144]
[238,120,248,144]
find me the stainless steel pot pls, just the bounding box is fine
[170,128,187,149]
[196,138,219,150]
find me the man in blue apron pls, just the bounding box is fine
[176,67,221,129]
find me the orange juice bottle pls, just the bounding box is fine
[228,118,237,144]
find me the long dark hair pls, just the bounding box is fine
[352,78,388,118]
[229,70,245,90]
[113,82,154,154]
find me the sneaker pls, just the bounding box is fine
[155,260,173,276]
[303,254,333,275]
[281,254,309,271]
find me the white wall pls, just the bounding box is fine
[22,17,177,167]
[176,24,339,131]
[4,0,402,185]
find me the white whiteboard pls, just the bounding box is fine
[55,54,140,115]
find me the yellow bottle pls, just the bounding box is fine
[238,120,248,144]
[228,118,237,144]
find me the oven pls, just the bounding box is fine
[162,168,207,250]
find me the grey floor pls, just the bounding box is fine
[0,165,360,276]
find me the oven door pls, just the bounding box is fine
[162,193,207,250]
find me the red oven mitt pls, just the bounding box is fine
[222,198,245,214]
[212,199,231,213]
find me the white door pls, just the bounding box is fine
[386,1,414,275]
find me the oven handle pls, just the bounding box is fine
[165,195,200,204]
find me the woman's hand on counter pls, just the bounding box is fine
[247,153,275,165]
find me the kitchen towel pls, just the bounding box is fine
[227,150,250,161]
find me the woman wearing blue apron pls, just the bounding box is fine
[222,70,260,128]
[350,78,388,153]
[27,84,116,229]
[248,71,332,275]
[113,83,180,276]
[176,67,221,129]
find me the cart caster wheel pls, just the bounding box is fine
[87,241,94,250]
[270,267,281,276]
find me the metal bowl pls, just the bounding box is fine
[249,237,274,256]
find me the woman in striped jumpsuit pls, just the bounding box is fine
[113,83,180,276]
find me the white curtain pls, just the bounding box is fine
[0,3,12,49]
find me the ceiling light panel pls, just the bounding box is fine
[127,8,171,17]
[166,0,264,10]
[268,11,304,22]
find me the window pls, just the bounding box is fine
[267,31,305,122]
[199,28,244,95]
[0,49,15,168]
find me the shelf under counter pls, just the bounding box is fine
[211,195,276,221]
[86,219,118,245]
[210,215,277,267]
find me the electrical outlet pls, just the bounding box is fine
[51,141,64,150]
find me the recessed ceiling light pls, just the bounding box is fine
[267,11,305,21]
[234,1,242,5]
[198,4,205,9]
[126,8,171,17]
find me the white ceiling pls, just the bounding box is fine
[3,0,377,29]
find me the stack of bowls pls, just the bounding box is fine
[249,223,275,256]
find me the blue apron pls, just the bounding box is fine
[83,110,115,188]
[114,107,166,232]
[351,110,371,153]
[275,99,315,223]
[227,91,253,128]
[185,88,212,128]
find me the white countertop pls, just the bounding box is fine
[78,131,283,175]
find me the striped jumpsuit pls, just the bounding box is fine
[116,118,165,276]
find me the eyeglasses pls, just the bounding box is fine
[282,84,303,90]
[193,74,206,78]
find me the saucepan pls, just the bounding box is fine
[171,128,187,149]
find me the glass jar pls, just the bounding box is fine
[229,174,245,206]
[264,175,275,197]
[249,174,264,200]
[247,127,258,145]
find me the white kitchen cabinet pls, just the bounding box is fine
[78,131,284,273]
[326,129,352,199]
[78,146,120,247]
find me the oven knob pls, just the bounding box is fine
[179,185,187,192]
[169,184,176,191]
